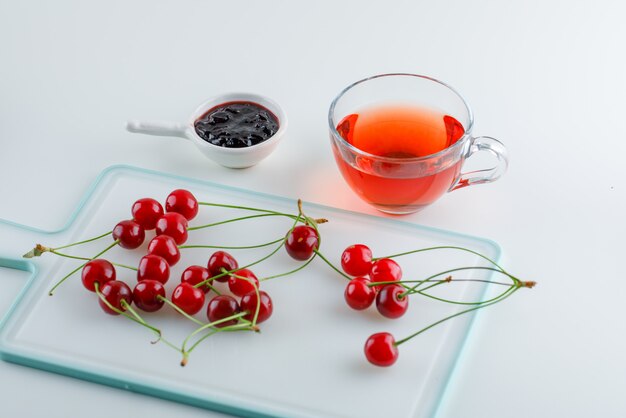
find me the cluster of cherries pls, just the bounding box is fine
[40,189,327,365]
[30,189,531,368]
[339,244,408,366]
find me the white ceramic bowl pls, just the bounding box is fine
[127,92,287,168]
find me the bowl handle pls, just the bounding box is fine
[126,120,189,139]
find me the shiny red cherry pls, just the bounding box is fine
[181,265,211,293]
[341,244,373,276]
[133,280,166,312]
[240,290,273,323]
[364,332,399,367]
[98,280,132,315]
[131,197,164,230]
[376,284,409,319]
[207,251,239,282]
[112,220,145,249]
[137,254,170,284]
[147,235,181,266]
[228,268,259,297]
[285,225,319,261]
[344,277,376,310]
[155,212,189,245]
[81,259,115,292]
[171,282,205,315]
[207,295,240,328]
[165,189,199,221]
[369,258,402,291]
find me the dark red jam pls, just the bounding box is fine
[194,101,279,148]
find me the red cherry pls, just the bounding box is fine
[341,244,373,276]
[285,225,319,261]
[137,254,170,284]
[172,282,205,315]
[344,277,376,310]
[112,220,145,249]
[155,212,189,245]
[181,265,211,293]
[207,295,240,328]
[376,284,409,319]
[147,235,181,266]
[364,332,399,367]
[228,268,259,297]
[98,280,133,315]
[369,258,402,291]
[207,251,239,282]
[131,197,164,230]
[81,259,115,292]
[133,280,166,312]
[165,189,199,221]
[240,290,273,323]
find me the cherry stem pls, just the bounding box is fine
[182,321,256,366]
[94,283,180,352]
[399,266,521,299]
[178,237,284,251]
[193,215,302,290]
[188,213,301,231]
[48,249,137,271]
[48,240,118,296]
[312,249,352,280]
[157,295,205,326]
[375,246,507,273]
[51,230,112,251]
[394,286,521,347]
[229,272,262,326]
[259,254,316,281]
[181,311,250,357]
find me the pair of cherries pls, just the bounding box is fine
[340,244,407,367]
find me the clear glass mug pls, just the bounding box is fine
[328,73,508,214]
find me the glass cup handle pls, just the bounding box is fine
[450,136,509,191]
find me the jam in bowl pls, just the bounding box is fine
[127,92,287,168]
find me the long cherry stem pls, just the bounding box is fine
[48,240,118,295]
[179,237,284,251]
[52,230,112,251]
[189,213,300,231]
[394,286,520,346]
[399,266,520,299]
[49,249,137,271]
[375,245,506,273]
[157,296,204,326]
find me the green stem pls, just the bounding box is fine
[260,254,316,281]
[157,296,205,326]
[394,287,520,346]
[400,266,520,298]
[52,230,112,251]
[184,322,255,362]
[189,213,299,231]
[313,249,351,280]
[198,202,299,217]
[49,250,137,271]
[179,237,284,251]
[181,312,249,355]
[48,240,118,295]
[95,283,179,352]
[375,246,506,273]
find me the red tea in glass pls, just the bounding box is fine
[333,105,465,211]
[329,74,508,214]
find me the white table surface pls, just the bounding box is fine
[1,0,624,417]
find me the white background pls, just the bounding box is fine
[1,0,624,417]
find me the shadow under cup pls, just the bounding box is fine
[328,74,508,215]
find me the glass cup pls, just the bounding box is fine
[328,73,508,214]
